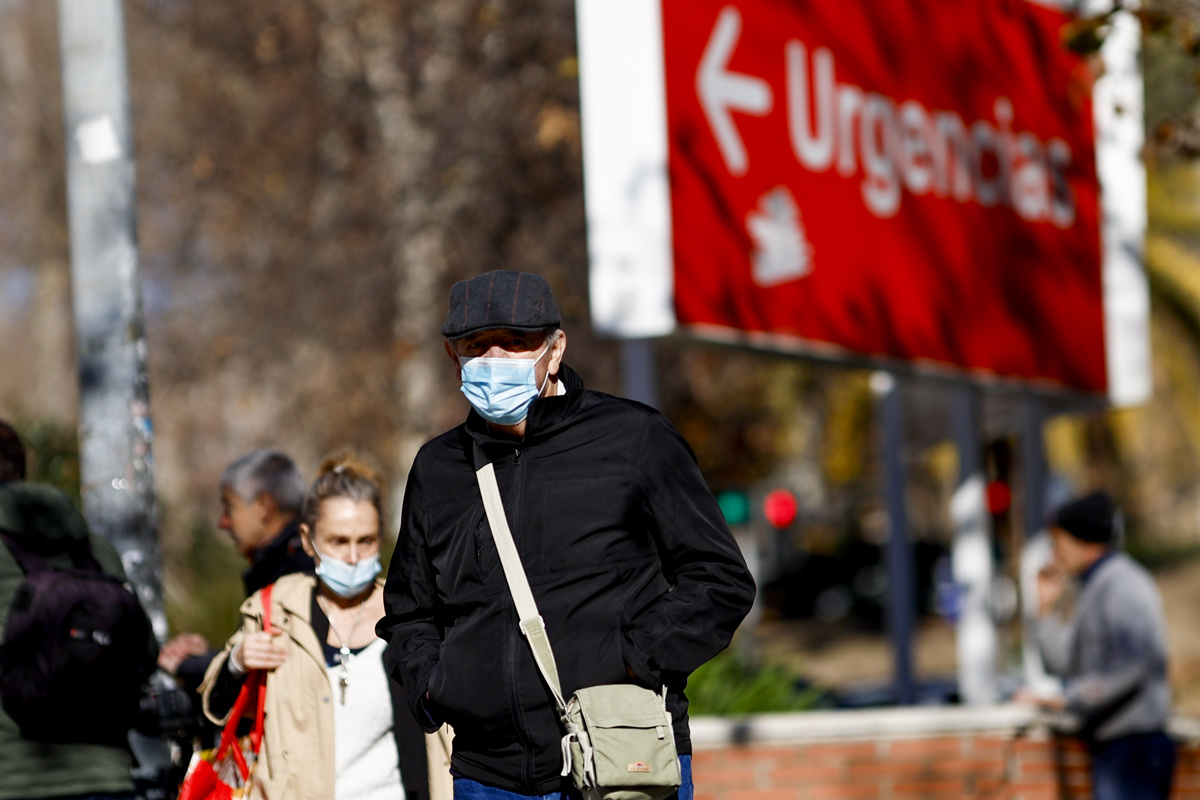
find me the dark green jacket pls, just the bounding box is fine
[0,482,138,800]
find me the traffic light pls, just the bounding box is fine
[716,490,751,526]
[762,489,798,529]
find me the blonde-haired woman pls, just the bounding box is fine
[201,456,451,800]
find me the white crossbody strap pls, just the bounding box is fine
[472,442,568,713]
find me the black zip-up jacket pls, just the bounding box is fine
[378,365,755,794]
[243,517,315,597]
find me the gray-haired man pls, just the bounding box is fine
[159,450,314,690]
[216,449,312,596]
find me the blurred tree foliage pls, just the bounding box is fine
[162,519,245,644]
[12,418,80,507]
[1143,0,1200,155]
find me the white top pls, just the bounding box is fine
[327,637,405,800]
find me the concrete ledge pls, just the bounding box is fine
[690,704,1039,747]
[690,704,1200,747]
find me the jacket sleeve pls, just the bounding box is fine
[388,670,431,800]
[377,461,445,732]
[621,412,756,683]
[199,628,247,725]
[199,596,259,726]
[1063,574,1167,722]
[175,650,219,695]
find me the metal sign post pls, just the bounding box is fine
[58,0,164,640]
[874,372,916,705]
[621,339,660,409]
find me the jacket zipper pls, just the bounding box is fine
[504,446,538,789]
[473,517,484,573]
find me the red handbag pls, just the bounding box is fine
[178,584,273,800]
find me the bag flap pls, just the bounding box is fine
[574,685,668,727]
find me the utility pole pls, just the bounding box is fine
[58,5,171,790]
[57,0,164,639]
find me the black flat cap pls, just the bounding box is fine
[1052,491,1116,543]
[441,270,561,339]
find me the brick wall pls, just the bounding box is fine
[689,706,1200,800]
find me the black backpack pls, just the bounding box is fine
[0,531,155,745]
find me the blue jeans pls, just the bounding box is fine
[1091,731,1175,800]
[454,755,693,800]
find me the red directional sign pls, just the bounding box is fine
[578,0,1150,402]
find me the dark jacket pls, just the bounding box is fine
[0,482,156,800]
[378,365,755,794]
[244,517,314,596]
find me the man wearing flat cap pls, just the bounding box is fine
[1023,491,1174,800]
[379,270,755,800]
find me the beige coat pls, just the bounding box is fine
[200,573,453,800]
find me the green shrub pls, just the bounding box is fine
[686,648,826,716]
[163,518,246,645]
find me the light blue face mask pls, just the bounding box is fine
[315,548,382,599]
[459,344,551,426]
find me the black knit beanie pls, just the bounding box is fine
[1051,491,1116,544]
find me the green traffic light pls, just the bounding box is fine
[716,490,750,526]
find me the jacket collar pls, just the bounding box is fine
[266,572,317,624]
[1079,549,1117,587]
[464,363,585,449]
[248,517,303,569]
[257,573,330,677]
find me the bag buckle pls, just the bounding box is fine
[518,616,545,638]
[560,732,575,777]
[561,729,596,785]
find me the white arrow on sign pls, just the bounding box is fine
[696,6,773,177]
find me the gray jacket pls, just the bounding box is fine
[1036,552,1171,741]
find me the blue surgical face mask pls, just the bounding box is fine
[314,548,381,599]
[458,343,551,426]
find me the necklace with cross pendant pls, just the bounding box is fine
[322,593,369,705]
[333,644,354,704]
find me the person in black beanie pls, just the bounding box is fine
[1020,491,1175,800]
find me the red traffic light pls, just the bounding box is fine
[763,489,798,529]
[986,480,1012,515]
